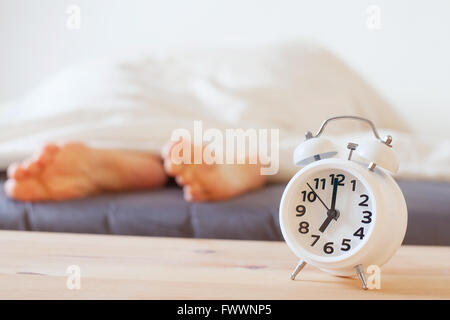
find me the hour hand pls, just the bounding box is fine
[319,210,338,233]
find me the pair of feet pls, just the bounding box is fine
[4,142,266,202]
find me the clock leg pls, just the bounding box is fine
[354,264,368,290]
[290,260,307,280]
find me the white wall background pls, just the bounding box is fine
[1,0,449,136]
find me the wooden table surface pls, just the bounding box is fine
[0,230,448,299]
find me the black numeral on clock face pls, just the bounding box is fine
[330,174,345,186]
[323,242,334,254]
[340,238,351,251]
[310,234,320,246]
[314,178,326,190]
[294,172,372,256]
[296,205,306,217]
[361,211,372,223]
[353,227,365,240]
[359,194,369,206]
[298,221,309,234]
[301,190,317,202]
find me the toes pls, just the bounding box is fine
[42,143,60,154]
[7,158,45,180]
[4,178,49,202]
[183,183,208,202]
[7,163,27,179]
[35,143,60,165]
[22,159,43,176]
[164,157,183,176]
[162,138,193,176]
[174,169,194,185]
[7,144,61,180]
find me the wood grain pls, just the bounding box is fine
[0,230,448,299]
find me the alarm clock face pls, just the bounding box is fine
[283,167,375,260]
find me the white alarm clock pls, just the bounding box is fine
[279,116,408,289]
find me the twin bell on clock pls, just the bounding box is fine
[279,115,408,290]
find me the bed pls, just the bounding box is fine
[1,43,449,246]
[1,172,448,246]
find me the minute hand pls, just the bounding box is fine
[318,178,340,233]
[330,177,339,213]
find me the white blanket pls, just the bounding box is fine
[1,42,448,182]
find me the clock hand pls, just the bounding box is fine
[306,183,329,211]
[319,178,340,233]
[330,177,339,214]
[319,212,336,233]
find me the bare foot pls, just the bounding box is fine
[5,143,168,201]
[162,140,266,201]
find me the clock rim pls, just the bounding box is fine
[279,158,378,264]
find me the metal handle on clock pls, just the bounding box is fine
[307,116,391,145]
